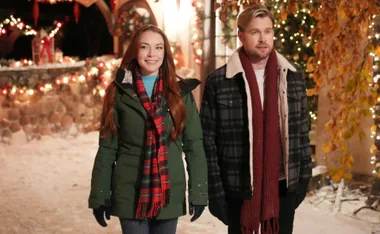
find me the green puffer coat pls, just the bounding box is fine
[88,69,208,219]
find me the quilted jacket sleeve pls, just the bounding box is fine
[88,91,119,209]
[182,83,208,206]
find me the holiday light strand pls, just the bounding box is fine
[0,15,37,36]
[0,59,119,98]
[191,0,204,65]
[270,0,318,120]
[272,1,317,70]
[47,22,63,39]
[369,15,380,178]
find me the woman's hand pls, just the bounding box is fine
[189,203,205,222]
[93,205,111,227]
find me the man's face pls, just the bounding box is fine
[238,16,274,61]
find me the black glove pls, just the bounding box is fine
[209,198,228,225]
[93,206,111,227]
[189,203,205,222]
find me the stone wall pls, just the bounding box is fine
[0,62,105,145]
[0,83,103,144]
[0,62,199,145]
[0,62,86,88]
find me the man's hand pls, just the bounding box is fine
[295,179,310,209]
[209,198,228,225]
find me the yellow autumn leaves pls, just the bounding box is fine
[307,0,379,182]
[217,0,380,180]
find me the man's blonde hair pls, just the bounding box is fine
[237,4,275,32]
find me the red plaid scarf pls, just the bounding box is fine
[239,48,281,234]
[133,71,170,219]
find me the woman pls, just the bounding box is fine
[88,25,208,234]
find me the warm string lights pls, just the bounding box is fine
[0,59,120,99]
[0,15,61,39]
[170,43,185,69]
[271,1,316,73]
[269,0,318,120]
[0,59,34,68]
[216,2,239,49]
[117,6,154,40]
[0,15,37,36]
[309,111,317,121]
[47,22,63,38]
[191,0,204,65]
[369,15,380,178]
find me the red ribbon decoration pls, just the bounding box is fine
[39,36,53,62]
[33,0,39,27]
[110,0,116,12]
[73,2,80,23]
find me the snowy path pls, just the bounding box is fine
[0,132,377,234]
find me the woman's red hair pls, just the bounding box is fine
[101,25,186,141]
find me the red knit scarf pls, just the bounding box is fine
[133,70,170,219]
[239,48,281,234]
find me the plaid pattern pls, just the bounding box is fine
[287,65,312,193]
[134,71,170,219]
[200,63,312,200]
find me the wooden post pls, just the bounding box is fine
[199,0,216,100]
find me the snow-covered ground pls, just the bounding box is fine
[1,132,379,234]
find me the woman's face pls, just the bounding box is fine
[137,30,165,76]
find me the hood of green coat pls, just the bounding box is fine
[113,68,201,97]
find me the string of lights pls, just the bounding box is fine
[0,15,62,39]
[369,15,380,178]
[269,0,318,120]
[0,59,119,99]
[0,15,37,36]
[191,0,204,65]
[46,22,63,39]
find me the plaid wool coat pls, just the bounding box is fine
[200,49,312,200]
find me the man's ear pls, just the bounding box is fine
[238,30,244,43]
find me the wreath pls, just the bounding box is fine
[117,6,154,40]
[217,3,239,49]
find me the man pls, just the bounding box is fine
[200,4,312,234]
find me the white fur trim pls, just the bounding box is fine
[226,48,297,79]
[278,67,289,185]
[240,70,255,190]
[121,69,133,84]
[226,48,292,187]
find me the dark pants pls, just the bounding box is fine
[227,180,295,234]
[119,218,178,234]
